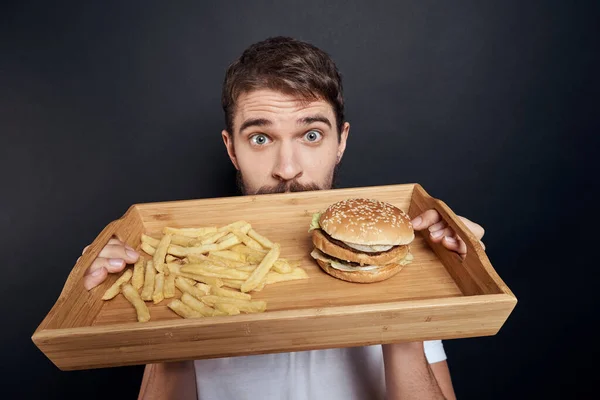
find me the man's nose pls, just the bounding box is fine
[272,142,303,182]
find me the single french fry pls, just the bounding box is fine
[241,243,280,292]
[163,226,218,237]
[201,295,267,313]
[154,233,172,275]
[247,228,274,249]
[167,244,188,257]
[231,229,263,251]
[122,283,150,322]
[196,282,212,293]
[164,272,176,298]
[266,267,310,284]
[167,299,203,318]
[253,280,266,292]
[208,254,247,268]
[141,242,156,256]
[221,279,265,292]
[181,292,221,317]
[217,220,251,233]
[181,264,250,280]
[216,232,236,244]
[141,234,160,247]
[210,250,247,263]
[231,244,267,256]
[182,277,197,286]
[152,272,165,304]
[235,265,257,273]
[189,231,228,246]
[132,258,145,290]
[186,254,209,263]
[272,259,293,274]
[214,235,242,251]
[211,285,252,300]
[168,263,223,287]
[170,234,196,247]
[215,303,240,315]
[166,254,183,264]
[220,279,243,290]
[175,277,210,300]
[102,269,133,300]
[140,261,156,301]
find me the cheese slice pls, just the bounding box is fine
[343,242,394,253]
[310,249,380,272]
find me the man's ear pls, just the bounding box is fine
[222,130,239,170]
[336,122,350,164]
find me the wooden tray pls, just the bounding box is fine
[32,184,517,371]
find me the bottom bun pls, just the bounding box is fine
[315,258,404,284]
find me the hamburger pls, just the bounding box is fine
[308,198,414,283]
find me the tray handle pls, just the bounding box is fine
[410,184,513,296]
[36,207,140,330]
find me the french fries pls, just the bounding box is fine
[141,242,156,256]
[163,226,217,237]
[164,272,176,298]
[122,283,150,322]
[132,258,145,290]
[100,220,308,322]
[211,285,252,300]
[241,243,280,293]
[201,295,267,313]
[215,303,240,315]
[102,269,133,300]
[175,277,210,300]
[231,229,263,251]
[153,233,172,275]
[167,299,203,318]
[180,292,221,316]
[152,272,165,304]
[140,260,156,301]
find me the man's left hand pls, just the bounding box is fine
[411,209,485,258]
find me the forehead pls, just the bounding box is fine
[233,89,335,130]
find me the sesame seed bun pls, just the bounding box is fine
[309,198,415,284]
[319,198,414,246]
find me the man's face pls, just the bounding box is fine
[222,89,349,195]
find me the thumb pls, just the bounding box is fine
[83,267,108,290]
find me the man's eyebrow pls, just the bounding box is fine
[298,114,332,129]
[239,118,272,132]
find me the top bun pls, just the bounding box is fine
[319,198,414,246]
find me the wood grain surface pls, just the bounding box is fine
[32,183,517,370]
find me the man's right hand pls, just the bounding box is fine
[80,237,140,290]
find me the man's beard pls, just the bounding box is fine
[236,164,340,195]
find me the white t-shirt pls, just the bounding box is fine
[193,341,446,400]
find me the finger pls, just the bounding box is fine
[458,216,485,240]
[429,227,453,243]
[480,240,486,250]
[82,238,123,255]
[98,244,139,263]
[85,256,128,275]
[428,221,447,233]
[411,209,442,230]
[442,236,467,257]
[83,267,108,290]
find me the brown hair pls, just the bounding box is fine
[221,36,345,136]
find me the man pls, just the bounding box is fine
[82,37,485,400]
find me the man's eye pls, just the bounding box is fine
[304,130,322,142]
[250,134,270,145]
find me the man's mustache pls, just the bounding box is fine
[255,180,322,194]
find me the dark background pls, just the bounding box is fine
[2,1,598,399]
